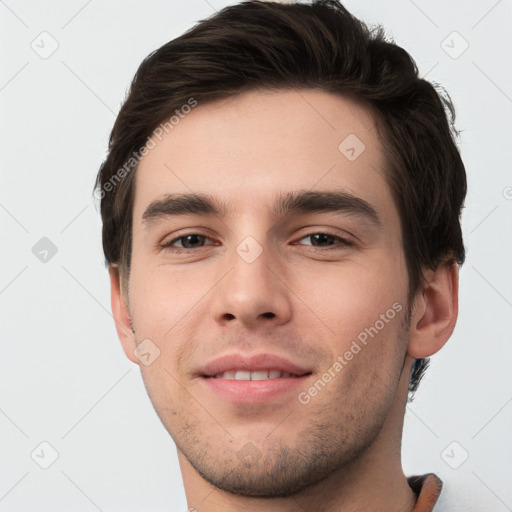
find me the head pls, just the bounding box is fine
[95,0,466,499]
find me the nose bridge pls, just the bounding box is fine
[233,234,274,292]
[211,232,292,327]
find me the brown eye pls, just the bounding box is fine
[161,234,216,251]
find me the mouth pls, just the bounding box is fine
[198,352,312,378]
[197,353,314,403]
[204,370,310,380]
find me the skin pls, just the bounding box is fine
[110,88,459,511]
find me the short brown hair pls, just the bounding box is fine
[94,0,467,394]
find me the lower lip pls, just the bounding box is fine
[200,375,311,404]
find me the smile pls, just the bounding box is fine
[210,370,302,380]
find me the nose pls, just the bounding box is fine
[210,239,293,329]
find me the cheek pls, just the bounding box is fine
[129,257,206,335]
[290,252,407,343]
[128,260,213,377]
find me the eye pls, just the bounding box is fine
[159,231,353,254]
[161,233,216,251]
[295,232,354,249]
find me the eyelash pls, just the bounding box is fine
[160,232,354,253]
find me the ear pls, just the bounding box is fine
[407,261,459,359]
[109,266,140,365]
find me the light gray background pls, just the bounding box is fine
[1,1,511,511]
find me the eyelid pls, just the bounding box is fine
[161,232,217,249]
[293,234,354,249]
[292,227,356,245]
[159,227,218,245]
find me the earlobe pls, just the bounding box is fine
[109,266,140,365]
[407,262,459,359]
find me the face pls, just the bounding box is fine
[123,89,412,497]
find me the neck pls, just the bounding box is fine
[179,358,416,512]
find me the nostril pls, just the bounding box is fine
[261,312,275,318]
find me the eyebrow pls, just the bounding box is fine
[141,190,381,228]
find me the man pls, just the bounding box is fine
[94,1,466,510]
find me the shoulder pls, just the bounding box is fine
[408,473,443,512]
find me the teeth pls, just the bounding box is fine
[250,370,269,380]
[213,370,297,380]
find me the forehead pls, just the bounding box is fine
[133,88,395,224]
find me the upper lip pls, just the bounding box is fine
[198,353,312,377]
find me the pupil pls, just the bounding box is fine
[311,234,333,246]
[183,235,202,248]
